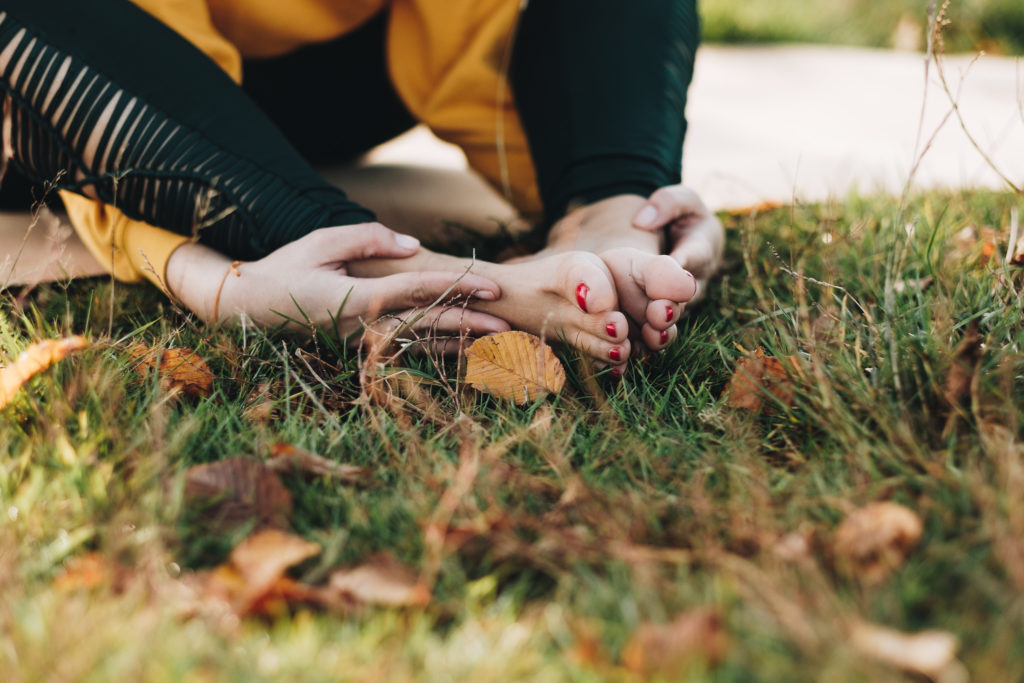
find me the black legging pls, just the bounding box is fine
[0,0,697,258]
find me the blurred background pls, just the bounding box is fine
[701,0,1024,54]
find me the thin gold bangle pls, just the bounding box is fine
[211,260,242,323]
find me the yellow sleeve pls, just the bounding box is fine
[387,0,543,220]
[64,0,243,286]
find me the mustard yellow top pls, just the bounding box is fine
[63,0,538,286]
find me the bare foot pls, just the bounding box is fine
[348,246,631,367]
[530,195,698,351]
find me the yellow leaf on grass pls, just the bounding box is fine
[464,331,566,404]
[725,347,797,412]
[130,343,214,398]
[0,336,88,409]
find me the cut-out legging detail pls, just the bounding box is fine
[0,1,375,260]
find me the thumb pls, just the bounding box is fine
[632,186,708,231]
[315,223,421,263]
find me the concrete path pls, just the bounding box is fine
[370,45,1024,210]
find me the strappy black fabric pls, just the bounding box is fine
[0,0,375,260]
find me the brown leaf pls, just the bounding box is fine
[0,336,88,409]
[131,342,213,398]
[849,620,967,682]
[725,347,797,412]
[464,331,566,404]
[951,225,999,267]
[202,529,321,617]
[942,322,982,438]
[322,553,430,608]
[267,443,370,483]
[184,457,292,532]
[620,608,729,677]
[834,502,923,583]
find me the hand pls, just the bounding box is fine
[631,185,724,300]
[166,223,510,343]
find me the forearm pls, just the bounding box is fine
[165,241,232,323]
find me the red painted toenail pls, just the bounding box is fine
[576,283,589,312]
[665,306,674,322]
[660,330,669,344]
[609,347,621,361]
[606,322,617,337]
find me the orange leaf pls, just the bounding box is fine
[0,336,88,409]
[728,200,783,216]
[725,347,797,412]
[202,529,321,617]
[131,343,213,398]
[323,553,430,608]
[267,443,370,483]
[834,502,923,583]
[184,456,293,532]
[621,608,729,677]
[464,331,566,404]
[53,552,114,592]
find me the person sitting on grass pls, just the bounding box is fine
[0,0,723,373]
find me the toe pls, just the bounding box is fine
[639,255,698,304]
[558,254,617,314]
[595,311,630,342]
[645,299,680,331]
[569,331,631,364]
[642,322,677,350]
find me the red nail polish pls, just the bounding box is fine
[576,283,589,312]
[609,347,621,361]
[660,330,669,344]
[606,322,617,337]
[665,306,674,322]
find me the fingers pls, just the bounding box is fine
[307,222,422,263]
[632,185,709,231]
[355,270,501,317]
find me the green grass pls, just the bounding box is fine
[701,0,1024,54]
[2,187,1024,680]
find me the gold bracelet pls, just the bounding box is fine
[211,260,242,323]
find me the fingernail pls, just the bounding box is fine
[609,347,621,361]
[395,234,420,250]
[665,306,674,322]
[475,290,497,301]
[606,322,617,337]
[576,283,589,312]
[660,330,669,344]
[635,205,658,228]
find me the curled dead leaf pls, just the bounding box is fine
[834,502,923,583]
[725,347,798,412]
[202,529,321,617]
[620,608,729,677]
[0,335,88,409]
[849,620,967,682]
[184,456,292,532]
[322,553,430,608]
[267,443,370,483]
[130,342,213,398]
[464,331,566,404]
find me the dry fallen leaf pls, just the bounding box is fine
[202,529,321,617]
[184,456,293,532]
[620,608,729,677]
[849,620,967,682]
[464,331,566,404]
[130,342,214,398]
[267,443,370,483]
[834,502,923,583]
[323,553,430,608]
[728,200,783,216]
[951,225,999,267]
[0,336,88,409]
[53,552,123,592]
[725,347,797,412]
